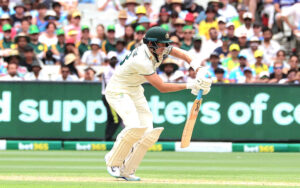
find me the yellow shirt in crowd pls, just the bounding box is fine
[222,57,240,72]
[250,63,269,75]
[198,20,218,40]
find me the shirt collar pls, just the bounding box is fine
[143,44,151,58]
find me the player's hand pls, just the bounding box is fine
[197,68,212,95]
[187,67,212,96]
[197,77,212,95]
[186,77,212,96]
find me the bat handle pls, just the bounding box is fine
[196,90,203,100]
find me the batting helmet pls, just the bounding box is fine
[143,26,172,54]
[144,26,172,44]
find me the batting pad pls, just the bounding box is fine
[106,127,147,167]
[122,127,164,175]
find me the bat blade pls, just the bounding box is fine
[181,98,203,148]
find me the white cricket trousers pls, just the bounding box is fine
[105,86,153,130]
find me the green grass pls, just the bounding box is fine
[0,151,300,188]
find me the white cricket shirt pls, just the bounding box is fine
[105,44,172,93]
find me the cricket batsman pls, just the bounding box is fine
[104,26,212,181]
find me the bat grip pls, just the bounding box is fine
[196,90,203,100]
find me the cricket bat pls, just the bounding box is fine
[181,90,203,148]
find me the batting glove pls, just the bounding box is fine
[186,77,212,96]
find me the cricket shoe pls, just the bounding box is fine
[120,173,141,181]
[104,153,121,178]
[104,152,110,165]
[106,166,121,178]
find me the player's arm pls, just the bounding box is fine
[169,47,201,72]
[144,73,186,93]
[145,73,212,95]
[170,47,192,63]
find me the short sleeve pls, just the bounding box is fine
[81,51,88,64]
[100,51,107,63]
[198,21,206,36]
[134,60,155,76]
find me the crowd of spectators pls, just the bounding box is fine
[0,0,299,84]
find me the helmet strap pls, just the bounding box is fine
[150,48,159,62]
[144,38,169,62]
[145,40,159,62]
